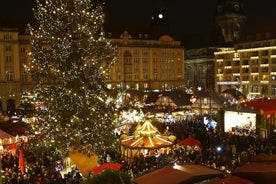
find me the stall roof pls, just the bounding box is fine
[134,165,224,184]
[232,161,276,184]
[242,99,276,115]
[206,175,254,184]
[0,128,13,139]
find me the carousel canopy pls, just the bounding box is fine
[120,120,173,149]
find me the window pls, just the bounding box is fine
[134,66,139,72]
[4,35,12,40]
[20,47,26,53]
[242,75,249,81]
[115,67,121,72]
[125,66,131,73]
[143,74,148,79]
[261,67,269,73]
[242,68,249,73]
[251,66,259,73]
[118,58,123,63]
[272,85,276,97]
[261,59,268,64]
[144,83,148,89]
[271,58,276,64]
[271,50,276,55]
[116,75,121,80]
[125,74,132,80]
[251,75,258,81]
[251,59,258,65]
[134,58,139,63]
[21,58,26,66]
[233,60,240,66]
[133,50,139,55]
[154,73,158,80]
[261,85,268,96]
[5,45,11,51]
[6,55,12,62]
[21,72,27,81]
[262,75,268,80]
[261,50,268,56]
[143,66,148,72]
[142,58,148,63]
[251,51,258,56]
[251,85,258,93]
[6,71,13,81]
[125,57,131,64]
[142,50,148,55]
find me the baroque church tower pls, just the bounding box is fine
[215,0,246,45]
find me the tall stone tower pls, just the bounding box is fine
[215,0,246,45]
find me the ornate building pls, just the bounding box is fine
[215,0,246,45]
[106,32,185,91]
[214,27,276,99]
[0,28,33,112]
[0,27,185,112]
[184,0,247,95]
[185,47,219,92]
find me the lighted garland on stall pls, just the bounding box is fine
[26,0,118,157]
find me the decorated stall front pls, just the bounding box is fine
[120,120,175,163]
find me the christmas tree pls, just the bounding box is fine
[26,0,118,157]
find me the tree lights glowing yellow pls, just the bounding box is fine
[26,0,118,156]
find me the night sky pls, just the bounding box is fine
[0,0,276,48]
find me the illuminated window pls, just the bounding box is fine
[6,71,13,81]
[144,83,148,89]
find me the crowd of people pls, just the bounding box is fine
[0,115,275,183]
[116,116,276,178]
[1,149,83,184]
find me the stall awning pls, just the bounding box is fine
[242,99,276,115]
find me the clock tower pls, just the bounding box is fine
[215,0,246,45]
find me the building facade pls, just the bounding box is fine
[107,32,185,91]
[185,47,219,93]
[0,28,185,112]
[214,39,276,99]
[215,0,246,46]
[0,28,32,112]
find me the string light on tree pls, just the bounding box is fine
[26,0,118,157]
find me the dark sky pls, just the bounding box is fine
[0,0,276,48]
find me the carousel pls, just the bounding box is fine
[120,120,175,163]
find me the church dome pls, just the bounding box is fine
[158,35,174,42]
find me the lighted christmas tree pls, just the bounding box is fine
[26,0,118,157]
